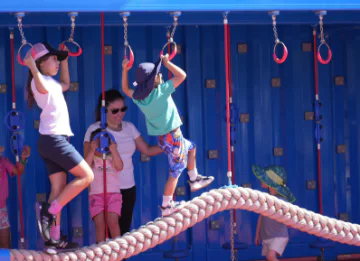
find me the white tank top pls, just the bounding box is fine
[31,76,74,136]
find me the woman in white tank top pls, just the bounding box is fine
[84,90,163,238]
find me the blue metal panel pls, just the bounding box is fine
[346,33,360,224]
[1,0,360,12]
[0,21,360,261]
[0,249,10,261]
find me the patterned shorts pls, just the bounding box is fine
[158,128,196,178]
[0,207,10,229]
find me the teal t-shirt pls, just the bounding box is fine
[132,80,183,136]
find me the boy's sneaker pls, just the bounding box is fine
[160,200,186,217]
[188,174,214,192]
[44,236,79,255]
[35,202,56,242]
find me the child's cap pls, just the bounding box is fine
[32,42,68,62]
[132,58,162,100]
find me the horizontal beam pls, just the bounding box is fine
[1,0,360,12]
[1,11,360,27]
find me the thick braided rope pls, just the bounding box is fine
[10,186,360,260]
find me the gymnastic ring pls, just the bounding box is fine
[273,40,288,64]
[4,110,26,132]
[317,42,332,65]
[160,41,177,61]
[17,43,34,66]
[124,45,134,69]
[10,133,24,158]
[94,131,117,154]
[60,40,82,57]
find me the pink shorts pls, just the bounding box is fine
[0,207,10,230]
[89,193,122,219]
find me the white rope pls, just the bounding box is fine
[10,186,360,260]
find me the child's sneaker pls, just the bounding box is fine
[188,174,214,192]
[35,202,56,242]
[160,200,186,217]
[44,235,79,255]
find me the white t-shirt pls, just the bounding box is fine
[89,155,121,195]
[31,76,73,136]
[84,121,140,189]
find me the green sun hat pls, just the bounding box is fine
[252,164,296,203]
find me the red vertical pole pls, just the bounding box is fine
[10,29,25,248]
[100,12,109,239]
[313,28,323,215]
[167,30,172,80]
[226,23,236,222]
[224,17,231,181]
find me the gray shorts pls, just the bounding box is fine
[262,237,289,257]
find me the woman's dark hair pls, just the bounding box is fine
[90,127,111,154]
[95,89,125,122]
[26,54,52,108]
[90,128,103,141]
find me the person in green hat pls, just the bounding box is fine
[252,164,296,261]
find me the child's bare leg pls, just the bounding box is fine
[48,172,67,240]
[161,175,185,216]
[266,250,279,261]
[163,176,179,197]
[107,213,120,238]
[37,160,93,242]
[162,176,180,208]
[0,228,11,248]
[187,148,198,181]
[56,160,94,206]
[187,148,196,171]
[187,146,214,191]
[93,212,106,243]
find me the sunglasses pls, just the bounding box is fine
[110,106,128,114]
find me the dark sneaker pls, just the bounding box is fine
[160,200,186,217]
[35,202,56,241]
[188,174,214,192]
[44,236,79,255]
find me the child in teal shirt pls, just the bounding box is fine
[122,54,214,216]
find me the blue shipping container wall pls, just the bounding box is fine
[0,23,360,260]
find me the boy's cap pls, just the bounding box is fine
[132,58,162,100]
